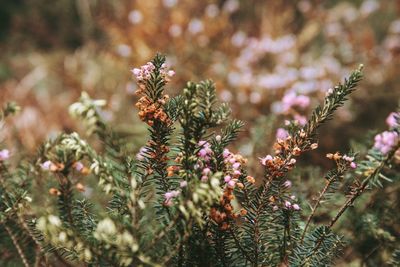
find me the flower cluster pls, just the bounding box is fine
[135,95,171,126]
[259,154,296,177]
[374,131,399,155]
[164,190,180,206]
[0,149,10,161]
[210,186,237,230]
[131,62,175,88]
[372,111,399,155]
[222,148,247,188]
[326,152,357,169]
[197,141,214,182]
[283,197,301,211]
[132,61,174,126]
[131,61,156,87]
[41,160,64,172]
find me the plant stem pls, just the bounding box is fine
[301,177,334,243]
[4,224,31,267]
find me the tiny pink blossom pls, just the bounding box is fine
[292,204,301,210]
[374,131,399,155]
[180,181,188,188]
[276,128,289,140]
[201,175,209,182]
[198,149,208,157]
[0,149,10,161]
[74,161,84,171]
[223,149,231,158]
[284,201,292,208]
[164,192,174,199]
[386,112,399,128]
[224,175,232,183]
[283,180,292,188]
[41,160,53,170]
[215,135,222,142]
[202,167,211,175]
[228,180,236,187]
[167,70,175,77]
[350,162,357,169]
[260,155,273,166]
[232,162,241,169]
[233,170,241,176]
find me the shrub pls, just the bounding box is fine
[0,54,399,266]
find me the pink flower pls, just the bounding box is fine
[201,175,209,182]
[167,70,175,77]
[295,95,310,109]
[232,162,241,169]
[136,147,148,161]
[165,192,174,199]
[223,149,231,159]
[180,181,188,188]
[0,149,10,161]
[284,201,292,208]
[283,180,292,188]
[74,161,84,172]
[198,149,208,158]
[224,175,232,183]
[292,204,301,210]
[233,170,241,176]
[276,128,289,140]
[41,160,53,170]
[386,112,399,128]
[202,167,211,175]
[260,155,273,166]
[294,114,307,126]
[228,180,236,188]
[374,131,399,155]
[350,162,357,169]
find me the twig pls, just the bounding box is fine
[4,224,31,267]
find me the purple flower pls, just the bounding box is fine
[0,149,10,161]
[228,180,236,188]
[232,162,241,169]
[259,155,273,166]
[292,204,301,210]
[136,147,148,161]
[276,128,289,140]
[41,160,53,170]
[386,112,399,128]
[350,162,357,169]
[180,181,188,188]
[165,192,174,199]
[74,161,84,172]
[223,149,231,159]
[202,167,211,175]
[233,170,241,176]
[198,149,208,158]
[283,180,292,188]
[374,131,399,155]
[224,175,232,183]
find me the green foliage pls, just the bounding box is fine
[0,56,399,266]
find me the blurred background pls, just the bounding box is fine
[0,1,399,265]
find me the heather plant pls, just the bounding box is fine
[0,54,399,267]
